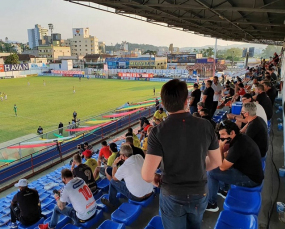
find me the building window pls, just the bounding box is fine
[75,45,77,47]
[86,49,88,51]
[79,45,81,47]
[75,41,77,43]
[85,45,87,47]
[80,49,81,51]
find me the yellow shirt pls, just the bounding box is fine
[133,133,141,148]
[142,137,148,151]
[85,158,99,180]
[107,152,118,166]
[153,110,167,121]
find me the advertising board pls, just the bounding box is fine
[167,54,196,63]
[4,64,29,72]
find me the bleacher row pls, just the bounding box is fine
[0,105,271,229]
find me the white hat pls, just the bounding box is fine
[14,179,28,187]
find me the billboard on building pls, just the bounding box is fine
[118,72,153,78]
[167,54,196,63]
[4,64,29,72]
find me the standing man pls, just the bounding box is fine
[14,104,17,116]
[73,111,77,120]
[189,83,201,114]
[141,79,221,229]
[153,87,155,96]
[155,98,160,111]
[58,122,64,135]
[211,76,223,116]
[10,179,41,228]
[202,80,215,116]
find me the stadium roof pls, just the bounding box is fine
[66,0,285,45]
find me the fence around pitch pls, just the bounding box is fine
[0,106,155,189]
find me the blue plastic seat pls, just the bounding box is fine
[116,193,126,199]
[41,198,55,209]
[80,209,103,228]
[1,207,10,216]
[98,220,125,229]
[96,194,109,212]
[44,214,70,229]
[18,217,45,229]
[61,223,81,229]
[214,210,258,229]
[97,179,110,192]
[0,214,10,224]
[145,216,164,229]
[129,193,154,207]
[223,189,261,215]
[41,204,56,218]
[39,193,50,202]
[262,161,266,172]
[111,203,142,226]
[93,189,103,200]
[261,154,267,164]
[0,224,10,229]
[231,181,264,193]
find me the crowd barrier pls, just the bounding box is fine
[0,106,155,190]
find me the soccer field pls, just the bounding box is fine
[0,76,166,143]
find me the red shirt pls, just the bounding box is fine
[238,88,246,96]
[143,124,152,132]
[99,146,112,159]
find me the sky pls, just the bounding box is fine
[0,0,265,48]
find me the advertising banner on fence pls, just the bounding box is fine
[4,64,29,72]
[52,70,85,75]
[149,78,172,82]
[118,72,153,78]
[167,54,196,63]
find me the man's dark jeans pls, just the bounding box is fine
[159,192,208,229]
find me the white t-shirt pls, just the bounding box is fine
[255,102,267,125]
[212,83,223,101]
[115,155,153,197]
[60,177,97,220]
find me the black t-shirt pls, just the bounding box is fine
[266,87,276,106]
[256,92,273,120]
[226,134,264,184]
[131,145,145,159]
[58,123,63,128]
[12,188,41,223]
[147,112,219,195]
[72,164,97,192]
[202,115,216,129]
[190,89,201,107]
[229,88,235,96]
[245,116,268,157]
[203,87,214,110]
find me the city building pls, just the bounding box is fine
[98,42,106,54]
[38,45,71,62]
[27,24,49,49]
[64,28,99,58]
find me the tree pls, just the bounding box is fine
[201,47,214,57]
[4,54,19,64]
[261,45,282,59]
[143,50,157,56]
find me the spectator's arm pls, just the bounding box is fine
[189,97,195,106]
[56,199,66,210]
[205,148,222,171]
[141,154,162,183]
[219,159,233,171]
[202,95,207,103]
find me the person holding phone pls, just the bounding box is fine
[206,120,264,212]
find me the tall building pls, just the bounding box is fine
[99,41,106,54]
[27,24,49,49]
[38,45,71,62]
[65,28,99,57]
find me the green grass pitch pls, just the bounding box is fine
[0,77,166,143]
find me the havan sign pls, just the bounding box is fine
[4,64,29,72]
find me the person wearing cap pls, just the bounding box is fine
[93,143,119,180]
[71,154,98,192]
[153,108,167,123]
[189,83,201,114]
[98,141,112,166]
[82,149,98,176]
[10,179,41,228]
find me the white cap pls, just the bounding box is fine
[14,179,28,187]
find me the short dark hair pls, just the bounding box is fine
[73,154,82,163]
[159,108,163,112]
[242,93,253,100]
[161,79,188,112]
[263,81,271,87]
[216,120,240,135]
[84,142,88,146]
[125,132,133,137]
[61,169,73,179]
[127,128,133,133]
[125,136,133,144]
[257,84,265,91]
[207,80,212,86]
[193,83,198,88]
[200,108,210,116]
[238,83,244,88]
[101,140,107,146]
[192,112,201,117]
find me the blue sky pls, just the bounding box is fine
[0,0,261,48]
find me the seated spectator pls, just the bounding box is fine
[98,141,112,166]
[39,169,97,229]
[138,117,148,133]
[200,108,216,129]
[227,93,267,129]
[71,154,98,192]
[189,83,201,114]
[197,101,205,115]
[83,142,94,153]
[10,179,41,228]
[139,120,152,141]
[232,83,245,103]
[263,81,276,106]
[254,84,273,120]
[82,150,98,176]
[206,120,264,212]
[153,108,167,123]
[93,143,119,180]
[101,144,153,207]
[125,128,141,148]
[218,85,235,109]
[192,112,201,117]
[241,103,268,158]
[126,136,145,158]
[142,126,153,154]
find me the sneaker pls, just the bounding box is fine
[217,189,228,199]
[101,197,115,208]
[38,223,49,229]
[205,202,219,212]
[10,222,18,229]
